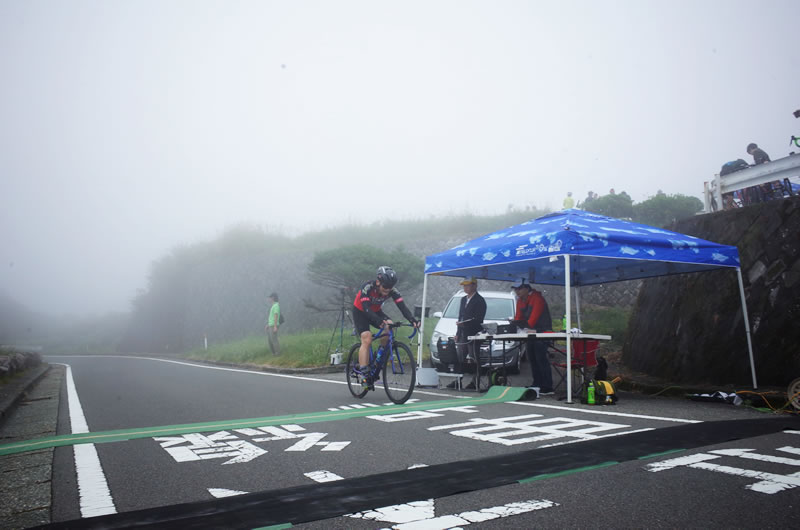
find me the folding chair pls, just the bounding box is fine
[551,339,600,396]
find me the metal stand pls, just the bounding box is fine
[327,293,351,358]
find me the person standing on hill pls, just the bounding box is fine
[746,143,770,165]
[562,192,575,209]
[265,292,281,355]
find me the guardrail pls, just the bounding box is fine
[704,153,800,212]
[0,345,44,352]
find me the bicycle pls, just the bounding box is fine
[345,322,417,404]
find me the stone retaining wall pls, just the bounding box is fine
[623,196,800,386]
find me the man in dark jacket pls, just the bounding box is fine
[450,277,487,389]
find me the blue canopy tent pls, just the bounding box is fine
[419,209,756,402]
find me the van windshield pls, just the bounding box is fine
[442,296,514,320]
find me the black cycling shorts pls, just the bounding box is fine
[352,309,379,335]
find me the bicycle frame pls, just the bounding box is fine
[346,322,418,404]
[368,324,418,380]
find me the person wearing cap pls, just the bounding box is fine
[511,282,554,395]
[265,292,281,355]
[449,277,487,389]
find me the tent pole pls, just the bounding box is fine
[736,267,758,389]
[565,255,572,403]
[418,274,428,366]
[575,286,581,331]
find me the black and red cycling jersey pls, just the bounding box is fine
[353,280,416,327]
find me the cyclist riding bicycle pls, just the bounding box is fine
[352,266,419,388]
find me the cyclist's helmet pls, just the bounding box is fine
[376,266,398,289]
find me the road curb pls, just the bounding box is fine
[0,363,51,427]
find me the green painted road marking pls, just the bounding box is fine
[0,386,528,456]
[518,460,619,483]
[637,448,685,460]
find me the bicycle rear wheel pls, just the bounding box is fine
[383,342,416,404]
[346,343,368,399]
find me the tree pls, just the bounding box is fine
[632,194,703,227]
[583,191,634,219]
[306,245,424,310]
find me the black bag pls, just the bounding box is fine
[720,159,749,176]
[496,323,517,334]
[593,357,608,381]
[279,312,285,325]
[437,337,459,365]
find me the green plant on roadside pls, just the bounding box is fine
[184,317,439,369]
[578,306,630,349]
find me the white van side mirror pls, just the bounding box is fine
[433,311,443,318]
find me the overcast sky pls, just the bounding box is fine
[1,0,798,316]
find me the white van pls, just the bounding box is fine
[429,290,524,373]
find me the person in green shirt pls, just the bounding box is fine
[562,192,575,209]
[265,292,281,355]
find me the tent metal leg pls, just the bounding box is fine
[418,274,428,366]
[736,267,758,389]
[565,255,572,403]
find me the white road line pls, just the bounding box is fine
[62,364,117,517]
[510,400,701,423]
[53,355,459,398]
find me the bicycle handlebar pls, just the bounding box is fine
[373,322,419,340]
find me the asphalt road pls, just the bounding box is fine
[6,355,799,528]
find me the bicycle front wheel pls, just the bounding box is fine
[383,342,416,404]
[346,343,368,399]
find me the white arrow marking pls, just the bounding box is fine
[710,448,800,466]
[778,446,800,456]
[691,462,800,494]
[349,499,436,524]
[456,499,558,524]
[350,498,558,527]
[646,449,800,494]
[646,453,721,472]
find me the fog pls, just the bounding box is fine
[1,0,798,316]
